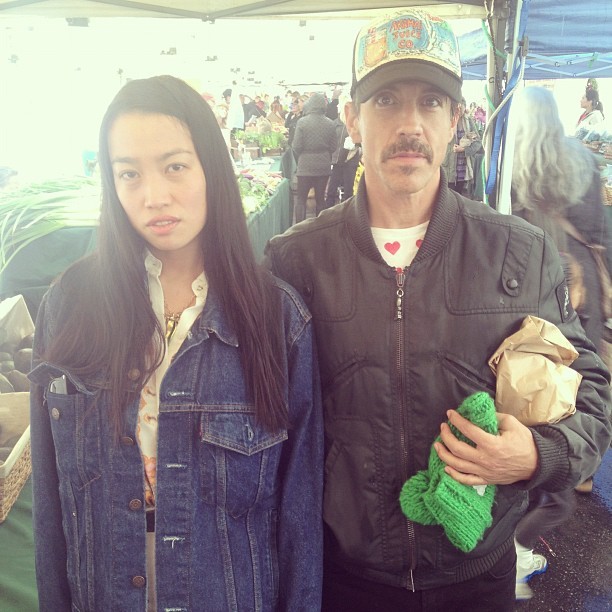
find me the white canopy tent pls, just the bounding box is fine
[7,0,584,209]
[0,1,488,20]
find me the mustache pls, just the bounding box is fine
[382,137,433,163]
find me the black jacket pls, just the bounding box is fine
[292,94,337,177]
[266,173,611,590]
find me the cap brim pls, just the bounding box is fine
[353,61,462,104]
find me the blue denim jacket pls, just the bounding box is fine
[29,275,323,612]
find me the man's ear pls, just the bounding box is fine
[345,101,362,144]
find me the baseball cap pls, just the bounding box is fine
[351,9,463,103]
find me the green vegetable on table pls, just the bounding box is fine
[234,130,287,154]
[0,172,280,275]
[0,177,100,275]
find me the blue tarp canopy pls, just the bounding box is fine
[460,0,612,80]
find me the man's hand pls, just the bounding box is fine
[433,410,538,486]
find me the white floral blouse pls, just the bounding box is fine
[139,251,208,508]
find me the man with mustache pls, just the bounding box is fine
[265,9,611,611]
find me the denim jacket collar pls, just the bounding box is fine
[139,252,239,349]
[193,286,239,348]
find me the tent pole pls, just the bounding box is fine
[496,0,524,214]
[483,0,510,205]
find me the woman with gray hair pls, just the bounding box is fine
[510,85,611,600]
[512,85,610,348]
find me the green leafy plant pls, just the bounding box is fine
[0,177,100,274]
[238,176,269,215]
[234,130,287,154]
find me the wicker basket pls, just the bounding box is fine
[0,296,34,523]
[603,184,612,207]
[0,423,31,523]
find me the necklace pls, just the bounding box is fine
[164,294,196,340]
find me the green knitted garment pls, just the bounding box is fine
[399,392,499,553]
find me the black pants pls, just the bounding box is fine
[295,175,329,223]
[515,488,575,549]
[325,163,344,207]
[322,546,516,612]
[342,155,361,201]
[326,156,361,206]
[448,180,466,195]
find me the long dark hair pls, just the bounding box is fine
[586,87,605,117]
[46,75,287,432]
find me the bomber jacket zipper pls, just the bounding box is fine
[394,267,415,591]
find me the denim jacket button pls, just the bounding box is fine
[121,436,135,446]
[51,408,60,420]
[128,499,143,511]
[131,575,146,588]
[506,278,519,289]
[127,368,141,381]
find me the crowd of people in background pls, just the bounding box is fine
[200,82,490,221]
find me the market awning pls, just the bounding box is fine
[0,0,487,20]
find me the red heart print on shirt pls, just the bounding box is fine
[385,241,401,255]
[416,239,423,248]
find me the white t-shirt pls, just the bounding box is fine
[371,222,429,268]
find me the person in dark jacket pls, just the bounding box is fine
[325,112,349,207]
[442,97,483,197]
[265,10,612,612]
[284,99,302,147]
[242,94,265,125]
[325,110,362,208]
[325,86,343,120]
[291,93,337,222]
[510,87,611,596]
[512,85,611,354]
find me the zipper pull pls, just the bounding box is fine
[395,267,405,321]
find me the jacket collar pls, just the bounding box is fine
[346,168,460,267]
[138,254,239,348]
[194,287,239,348]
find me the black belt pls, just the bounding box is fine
[146,510,155,533]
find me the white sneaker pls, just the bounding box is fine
[517,552,548,582]
[515,581,534,600]
[516,552,548,600]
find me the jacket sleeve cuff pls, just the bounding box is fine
[521,426,571,491]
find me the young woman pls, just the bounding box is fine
[575,84,605,137]
[29,75,323,612]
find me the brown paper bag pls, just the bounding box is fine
[488,316,582,425]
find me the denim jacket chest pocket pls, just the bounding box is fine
[30,363,103,488]
[199,412,288,518]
